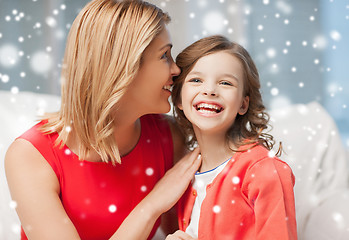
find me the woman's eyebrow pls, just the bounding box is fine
[159,43,173,51]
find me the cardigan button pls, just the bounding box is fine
[183,219,186,225]
[192,190,197,196]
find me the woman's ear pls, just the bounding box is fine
[238,96,249,115]
[177,102,183,110]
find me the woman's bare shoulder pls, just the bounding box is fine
[5,138,60,193]
[6,138,45,166]
[5,139,80,238]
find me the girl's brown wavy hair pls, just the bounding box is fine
[172,35,279,154]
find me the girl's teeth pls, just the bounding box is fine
[198,109,216,114]
[196,103,221,112]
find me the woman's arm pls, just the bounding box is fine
[5,139,201,240]
[5,139,81,239]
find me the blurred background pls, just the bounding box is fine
[0,0,348,145]
[1,0,349,239]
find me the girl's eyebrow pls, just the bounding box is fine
[221,73,240,81]
[187,71,240,81]
[187,71,202,77]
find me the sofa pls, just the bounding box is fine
[0,90,348,239]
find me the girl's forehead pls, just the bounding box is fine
[190,52,243,74]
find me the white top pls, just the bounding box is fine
[185,158,230,238]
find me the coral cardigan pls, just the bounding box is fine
[178,144,297,240]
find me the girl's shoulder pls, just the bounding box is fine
[232,144,295,191]
[235,143,291,173]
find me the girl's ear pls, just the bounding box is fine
[177,102,183,110]
[238,96,249,115]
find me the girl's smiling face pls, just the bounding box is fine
[178,51,249,135]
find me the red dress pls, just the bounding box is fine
[19,114,173,240]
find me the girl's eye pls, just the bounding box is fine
[189,78,202,83]
[220,81,233,86]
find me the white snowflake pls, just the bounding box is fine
[202,11,226,34]
[140,185,147,192]
[30,51,53,74]
[330,30,341,41]
[9,200,17,209]
[108,204,117,213]
[232,176,240,184]
[270,87,279,96]
[213,205,221,213]
[46,16,57,28]
[11,86,19,94]
[0,44,20,68]
[145,167,154,176]
[65,149,72,155]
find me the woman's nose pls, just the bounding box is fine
[171,62,181,76]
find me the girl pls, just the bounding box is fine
[5,0,201,239]
[170,35,297,239]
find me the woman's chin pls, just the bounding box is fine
[152,102,171,115]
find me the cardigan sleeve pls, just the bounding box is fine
[242,157,298,240]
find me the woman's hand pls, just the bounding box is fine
[166,230,197,240]
[146,147,201,215]
[111,148,201,240]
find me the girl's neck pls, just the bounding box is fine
[195,130,235,173]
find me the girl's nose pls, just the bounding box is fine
[203,91,216,96]
[203,86,217,96]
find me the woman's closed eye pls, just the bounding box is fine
[161,52,168,60]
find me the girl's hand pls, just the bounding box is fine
[166,230,197,240]
[146,147,201,215]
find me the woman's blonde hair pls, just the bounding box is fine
[172,35,278,153]
[41,0,170,164]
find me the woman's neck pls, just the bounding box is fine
[194,129,235,173]
[113,118,141,157]
[111,104,144,157]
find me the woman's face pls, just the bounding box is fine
[123,25,180,115]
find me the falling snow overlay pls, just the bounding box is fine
[0,1,349,240]
[0,0,347,146]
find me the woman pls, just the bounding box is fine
[5,0,201,239]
